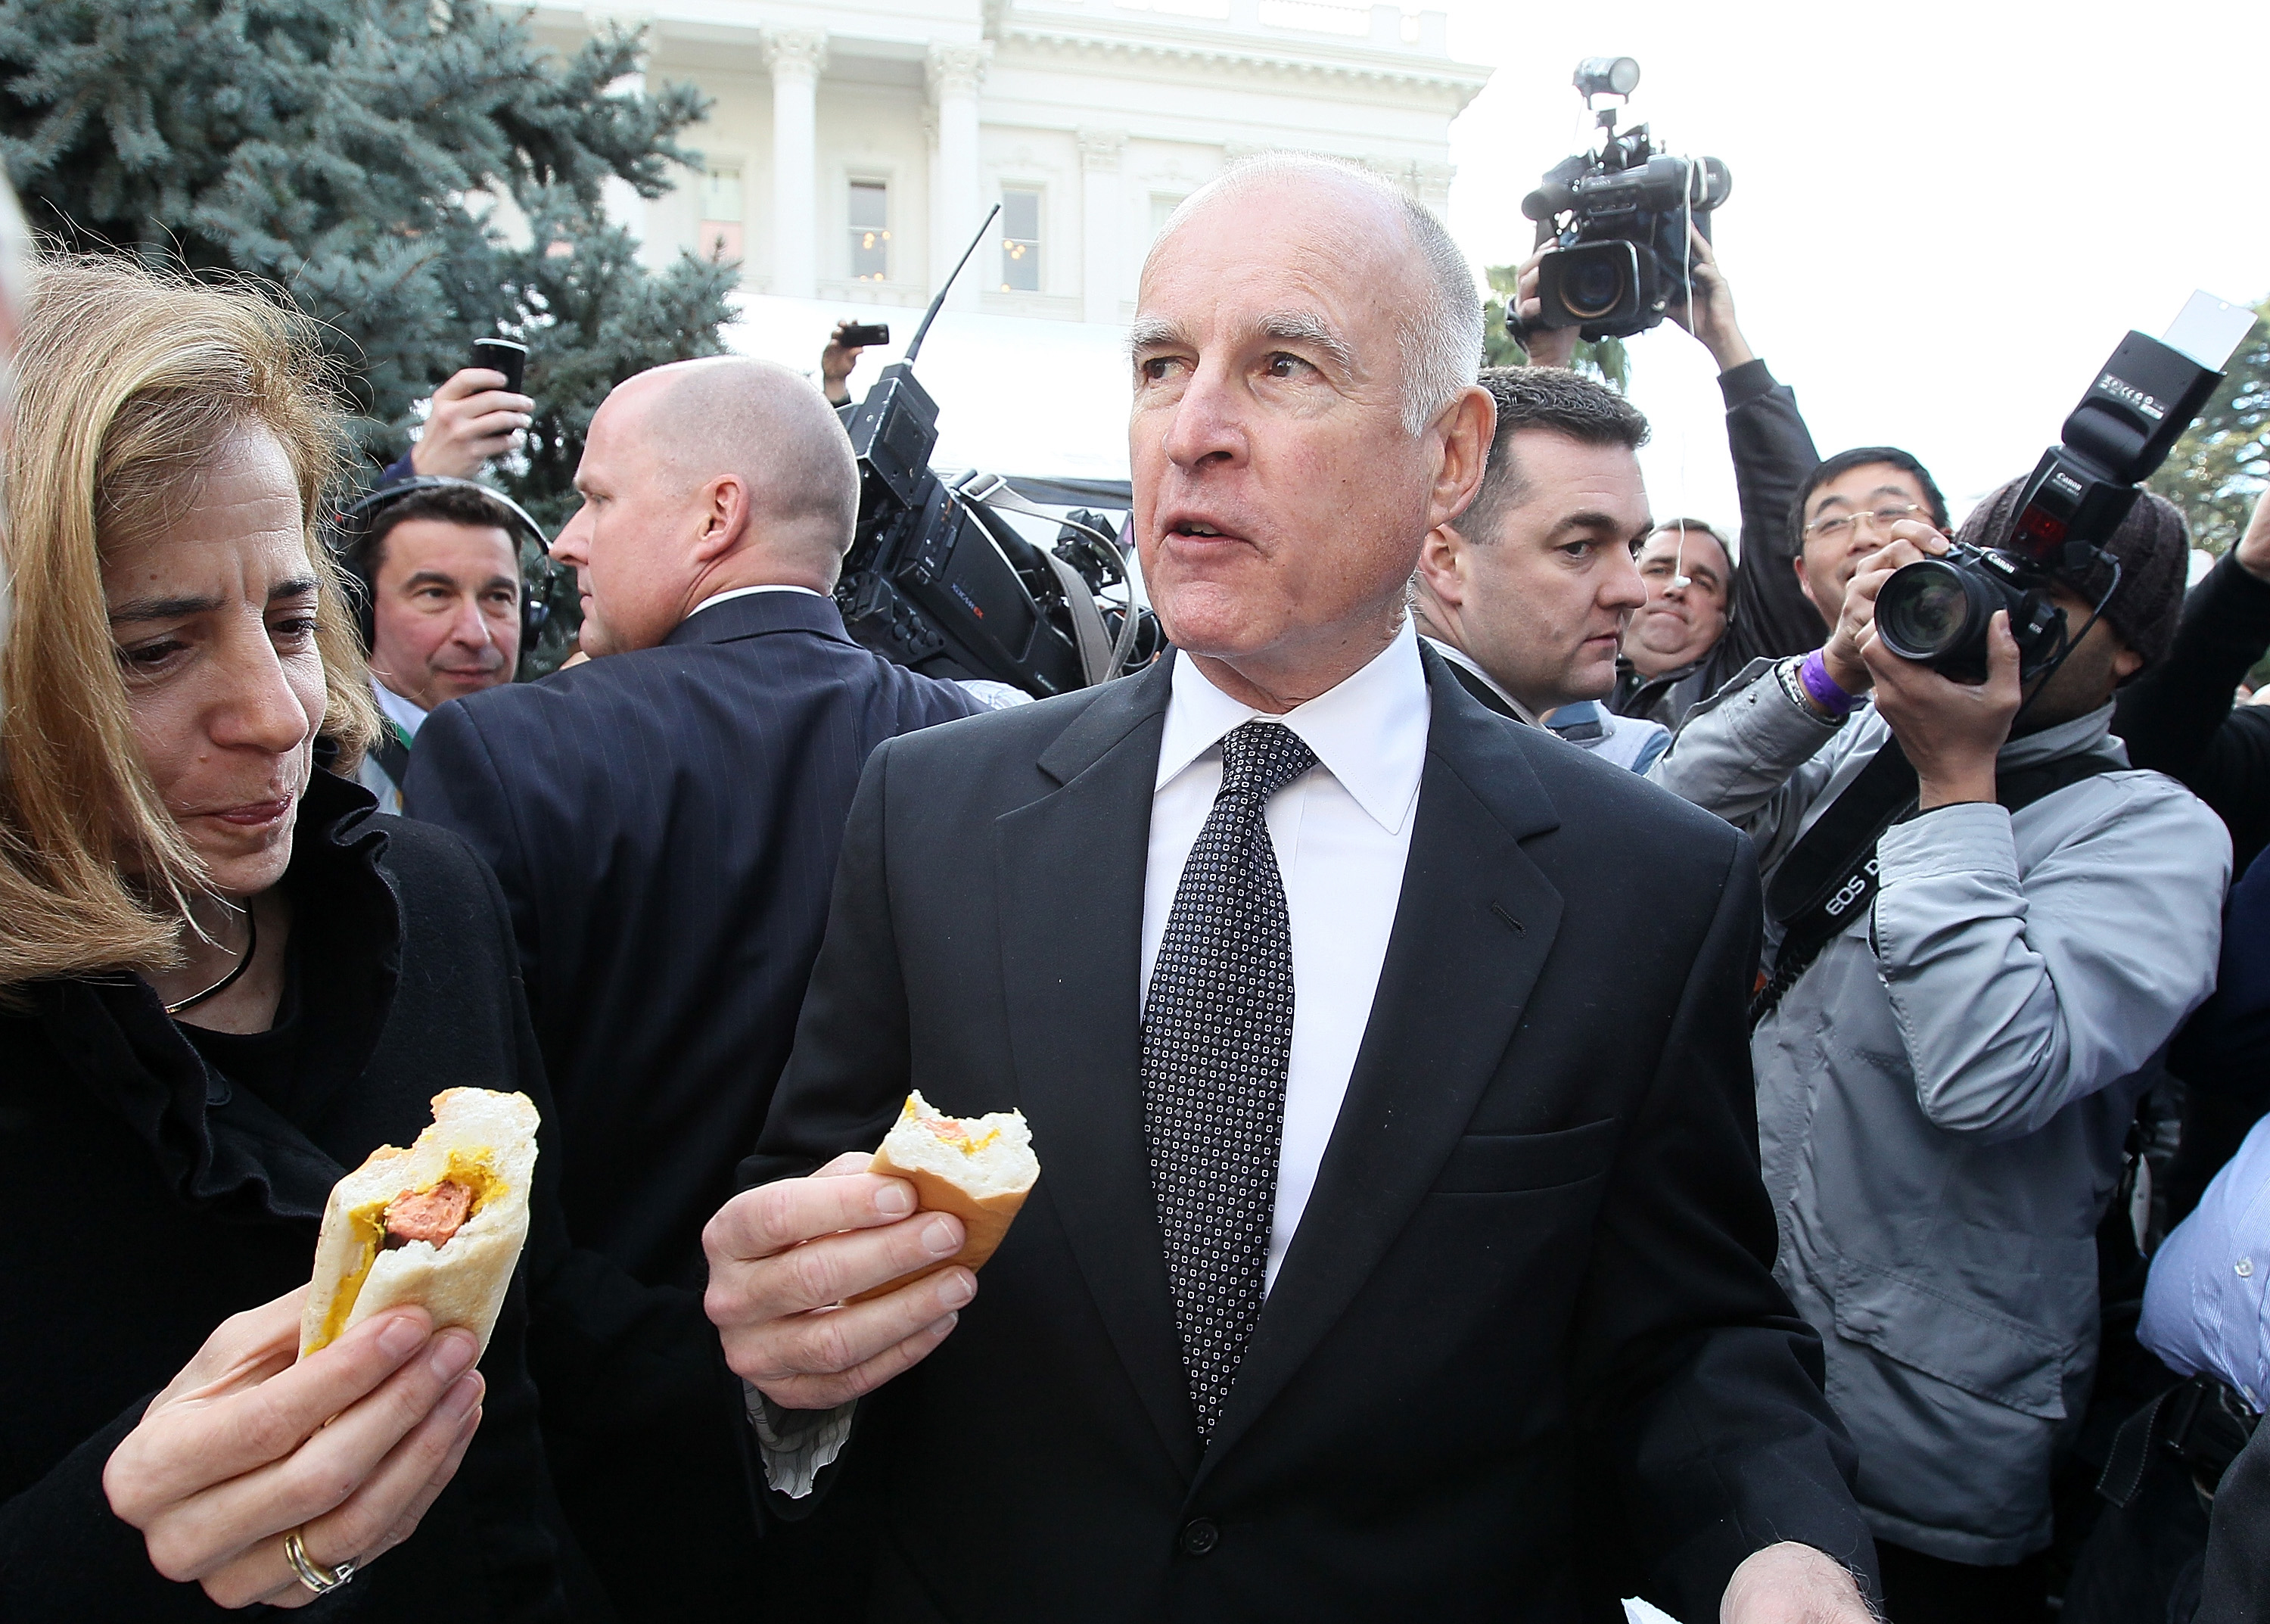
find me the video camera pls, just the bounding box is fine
[1875,294,2254,683]
[1520,58,1730,341]
[840,208,1158,697]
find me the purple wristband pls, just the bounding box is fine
[1798,649,1862,718]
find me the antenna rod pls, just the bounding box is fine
[904,204,1001,366]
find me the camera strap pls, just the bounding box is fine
[1037,546,1115,686]
[1751,735,2119,1028]
[959,472,1138,686]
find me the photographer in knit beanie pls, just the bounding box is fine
[1653,481,2228,1622]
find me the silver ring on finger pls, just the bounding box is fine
[282,1527,358,1596]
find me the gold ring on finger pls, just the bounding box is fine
[282,1527,358,1596]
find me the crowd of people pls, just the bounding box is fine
[0,150,2265,1624]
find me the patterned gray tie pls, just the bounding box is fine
[1141,718,1319,1443]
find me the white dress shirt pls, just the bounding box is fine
[1144,620,1429,1290]
[686,582,824,619]
[372,677,430,741]
[356,680,431,814]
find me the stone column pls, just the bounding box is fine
[1411,158,1456,222]
[762,28,827,299]
[1076,128,1127,325]
[926,42,989,309]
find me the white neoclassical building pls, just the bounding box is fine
[517,0,1491,477]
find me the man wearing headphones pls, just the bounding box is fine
[337,478,543,811]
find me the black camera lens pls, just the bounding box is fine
[1876,559,1976,660]
[1561,254,1628,320]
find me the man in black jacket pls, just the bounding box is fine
[404,356,980,1291]
[2114,484,2270,873]
[2114,487,2270,1237]
[703,154,1875,1623]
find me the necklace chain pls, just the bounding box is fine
[164,904,260,1017]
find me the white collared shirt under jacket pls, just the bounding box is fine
[1145,621,1429,1291]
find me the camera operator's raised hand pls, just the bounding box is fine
[1864,609,2024,810]
[1665,224,1755,373]
[1511,245,1578,369]
[1817,521,1951,696]
[412,366,533,479]
[819,320,869,406]
[702,1153,974,1411]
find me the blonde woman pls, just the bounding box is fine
[0,260,744,1616]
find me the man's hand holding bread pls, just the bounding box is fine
[704,1094,1038,1411]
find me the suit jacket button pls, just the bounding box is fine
[1179,1518,1220,1557]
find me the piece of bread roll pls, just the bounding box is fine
[847,1090,1039,1303]
[299,1088,540,1361]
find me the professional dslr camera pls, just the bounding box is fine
[1874,296,2252,683]
[1520,57,1731,341]
[840,211,1159,697]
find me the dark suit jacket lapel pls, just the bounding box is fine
[1197,648,1566,1477]
[994,656,1199,1476]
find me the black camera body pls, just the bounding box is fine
[1875,331,2225,682]
[1522,62,1730,341]
[841,359,1152,697]
[837,207,1156,698]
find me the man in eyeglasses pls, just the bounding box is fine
[1519,232,1954,732]
[1620,449,1948,729]
[1790,446,1950,644]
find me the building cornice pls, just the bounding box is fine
[994,20,1489,115]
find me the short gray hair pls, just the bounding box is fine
[640,356,860,584]
[1145,152,1482,437]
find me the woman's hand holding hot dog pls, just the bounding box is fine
[102,1289,483,1609]
[703,1152,976,1410]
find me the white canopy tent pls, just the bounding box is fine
[720,294,1137,487]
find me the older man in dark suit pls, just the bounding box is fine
[404,356,979,1290]
[701,156,1876,1622]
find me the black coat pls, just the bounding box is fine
[745,646,1873,1622]
[404,590,981,1287]
[0,773,748,1620]
[2199,1411,2270,1622]
[2113,550,2270,874]
[1615,359,1827,729]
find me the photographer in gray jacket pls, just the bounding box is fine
[1653,479,2228,1622]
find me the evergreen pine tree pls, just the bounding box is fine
[1,0,739,662]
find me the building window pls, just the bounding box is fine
[1150,192,1186,241]
[699,166,742,263]
[849,180,890,281]
[1000,187,1040,292]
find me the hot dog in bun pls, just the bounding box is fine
[299,1088,539,1360]
[849,1091,1038,1302]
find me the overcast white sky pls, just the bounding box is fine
[1438,0,2268,542]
